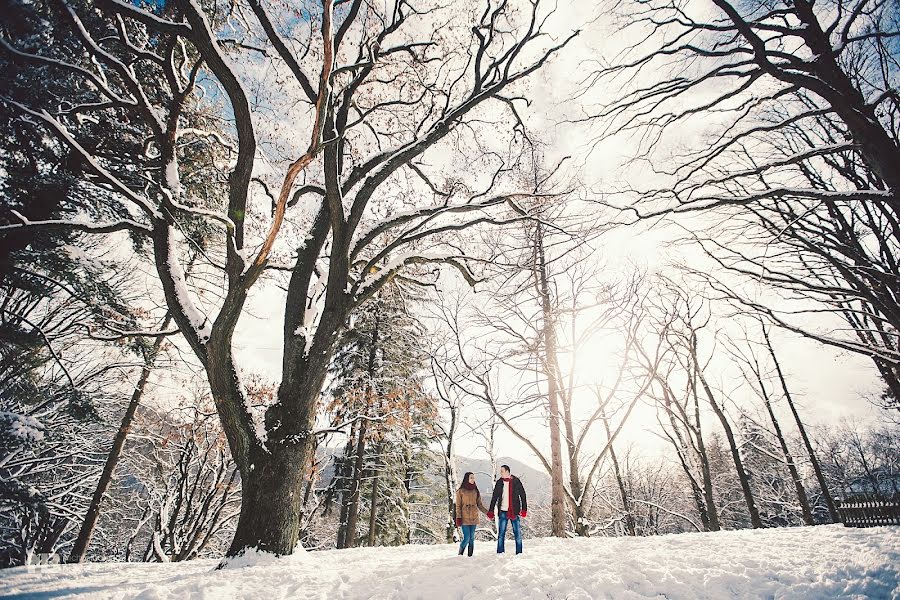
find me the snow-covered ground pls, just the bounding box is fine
[1,525,897,599]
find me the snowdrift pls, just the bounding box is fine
[0,524,897,599]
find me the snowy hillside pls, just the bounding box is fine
[1,525,897,599]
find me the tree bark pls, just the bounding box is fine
[221,304,337,559]
[694,345,763,528]
[750,353,814,525]
[762,326,839,522]
[367,470,379,546]
[789,0,900,197]
[682,370,722,531]
[69,313,173,563]
[224,445,308,558]
[534,221,568,537]
[660,380,719,531]
[692,393,721,532]
[604,412,635,536]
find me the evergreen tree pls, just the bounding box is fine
[0,0,226,564]
[326,283,441,547]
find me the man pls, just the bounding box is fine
[487,464,527,554]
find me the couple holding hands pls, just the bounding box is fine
[454,464,528,557]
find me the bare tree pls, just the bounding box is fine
[581,0,900,409]
[656,279,763,528]
[433,265,660,536]
[429,308,463,544]
[648,349,721,532]
[761,325,839,521]
[601,406,635,536]
[727,329,815,525]
[124,405,241,563]
[1,0,577,557]
[68,314,175,563]
[591,446,700,536]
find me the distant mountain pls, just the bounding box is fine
[316,446,552,505]
[455,456,551,505]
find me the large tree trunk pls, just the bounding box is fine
[225,445,308,557]
[69,314,173,563]
[763,327,839,522]
[534,221,568,537]
[219,309,338,559]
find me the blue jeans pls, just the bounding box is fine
[497,513,522,554]
[458,524,476,556]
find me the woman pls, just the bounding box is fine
[455,472,489,557]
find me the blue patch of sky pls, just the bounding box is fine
[136,0,167,12]
[152,0,359,158]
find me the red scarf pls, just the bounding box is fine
[462,481,476,491]
[502,477,516,520]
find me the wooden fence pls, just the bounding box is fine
[837,493,900,527]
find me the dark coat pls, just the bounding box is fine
[488,476,527,516]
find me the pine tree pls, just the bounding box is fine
[326,283,440,548]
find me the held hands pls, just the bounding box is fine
[484,510,524,518]
[456,518,462,527]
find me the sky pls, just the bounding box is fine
[230,219,887,475]
[152,0,891,479]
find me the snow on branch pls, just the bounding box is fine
[0,412,45,445]
[351,253,482,305]
[4,99,162,219]
[99,0,192,37]
[80,322,180,341]
[1,210,152,235]
[164,191,237,233]
[165,227,212,344]
[0,38,132,108]
[293,270,328,356]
